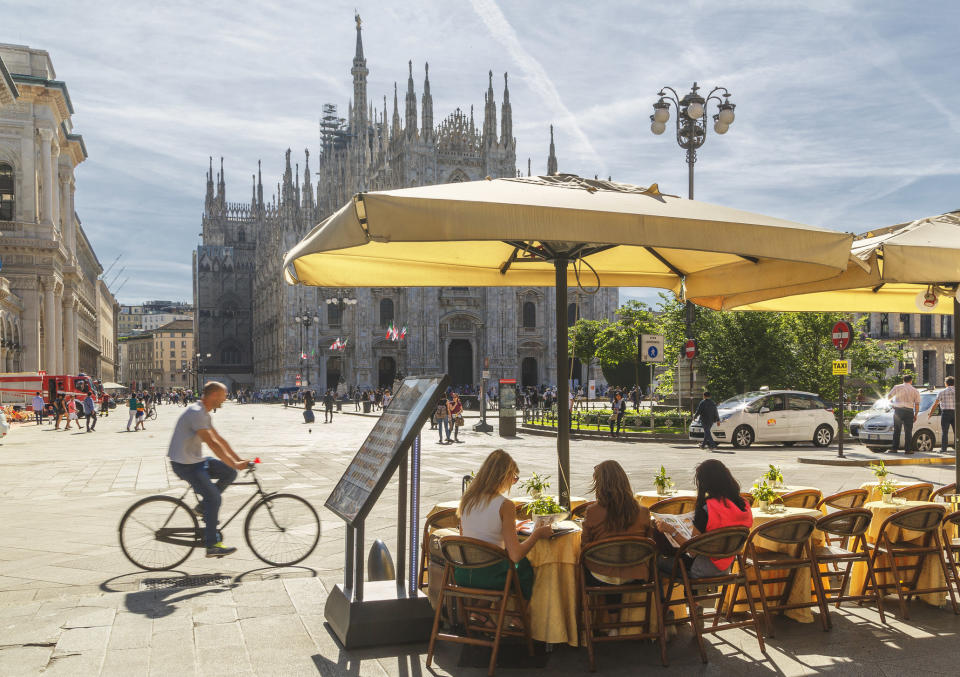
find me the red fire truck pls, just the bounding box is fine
[0,371,103,408]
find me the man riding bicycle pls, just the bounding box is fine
[168,381,248,557]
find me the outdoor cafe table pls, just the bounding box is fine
[847,500,950,606]
[769,484,820,497]
[726,505,825,623]
[426,495,589,521]
[635,489,697,509]
[859,481,916,504]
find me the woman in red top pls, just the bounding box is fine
[448,393,464,443]
[654,459,752,577]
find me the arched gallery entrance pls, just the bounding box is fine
[447,339,473,387]
[326,356,341,391]
[378,356,396,388]
[521,357,538,388]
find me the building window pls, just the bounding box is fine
[221,347,241,364]
[567,302,580,327]
[328,303,341,327]
[170,360,176,370]
[920,314,933,338]
[522,301,536,328]
[900,313,910,336]
[880,313,889,338]
[379,298,394,328]
[942,315,953,339]
[0,164,13,221]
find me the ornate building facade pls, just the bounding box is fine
[195,16,617,391]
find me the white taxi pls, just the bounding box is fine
[689,389,837,448]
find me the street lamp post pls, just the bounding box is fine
[294,305,320,388]
[651,82,737,402]
[194,352,211,394]
[325,290,357,390]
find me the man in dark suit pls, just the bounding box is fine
[694,391,720,450]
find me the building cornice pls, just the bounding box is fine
[0,56,18,107]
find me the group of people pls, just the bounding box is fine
[880,374,956,454]
[456,449,752,603]
[432,390,465,444]
[30,391,102,432]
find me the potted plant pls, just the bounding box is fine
[653,465,674,496]
[868,460,889,480]
[751,481,778,512]
[523,495,568,527]
[878,477,897,503]
[763,464,785,488]
[520,472,550,499]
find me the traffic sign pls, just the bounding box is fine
[684,339,698,360]
[831,321,853,351]
[641,334,665,363]
[832,360,850,375]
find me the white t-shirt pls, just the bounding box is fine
[167,402,213,464]
[461,495,507,548]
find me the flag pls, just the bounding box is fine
[342,338,348,348]
[385,322,393,340]
[330,338,340,350]
[300,351,307,360]
[399,325,407,340]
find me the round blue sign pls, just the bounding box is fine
[647,346,659,358]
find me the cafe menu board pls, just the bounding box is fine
[325,374,449,525]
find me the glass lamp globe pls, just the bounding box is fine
[651,121,666,135]
[686,102,704,119]
[717,107,735,125]
[653,103,670,123]
[714,121,729,135]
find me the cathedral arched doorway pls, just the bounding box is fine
[521,357,538,388]
[326,356,341,391]
[570,358,584,387]
[447,339,473,387]
[378,356,396,388]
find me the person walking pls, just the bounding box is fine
[82,393,97,432]
[323,389,335,423]
[435,396,450,444]
[127,393,138,431]
[54,394,66,430]
[64,396,78,431]
[929,376,956,453]
[609,391,626,437]
[100,392,110,417]
[886,374,921,454]
[282,391,290,408]
[135,398,146,431]
[32,392,45,425]
[694,391,720,450]
[449,393,464,442]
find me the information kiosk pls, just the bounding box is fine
[498,378,517,436]
[324,374,449,648]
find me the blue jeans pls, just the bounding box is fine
[438,417,450,441]
[171,458,237,547]
[702,422,717,448]
[942,410,955,452]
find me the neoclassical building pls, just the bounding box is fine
[195,16,617,391]
[0,44,118,378]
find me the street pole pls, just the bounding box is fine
[954,297,959,490]
[555,258,570,509]
[838,349,845,459]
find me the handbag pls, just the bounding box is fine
[456,414,464,426]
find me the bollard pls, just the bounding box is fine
[367,539,396,582]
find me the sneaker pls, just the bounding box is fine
[205,542,237,558]
[192,503,203,518]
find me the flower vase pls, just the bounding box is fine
[882,493,893,504]
[758,500,769,512]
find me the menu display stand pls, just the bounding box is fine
[324,374,450,649]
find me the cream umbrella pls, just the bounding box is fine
[283,174,853,506]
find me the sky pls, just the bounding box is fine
[3,0,959,305]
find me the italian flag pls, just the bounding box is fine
[399,325,407,340]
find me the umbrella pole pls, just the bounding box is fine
[555,259,571,509]
[955,297,959,489]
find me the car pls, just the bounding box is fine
[689,389,837,449]
[850,388,955,453]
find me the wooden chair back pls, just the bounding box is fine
[780,489,822,509]
[817,489,868,511]
[649,496,697,515]
[892,483,934,502]
[570,500,595,520]
[419,507,459,590]
[740,492,755,507]
[931,484,957,503]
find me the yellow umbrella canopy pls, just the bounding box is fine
[691,211,960,313]
[283,174,854,506]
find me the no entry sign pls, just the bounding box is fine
[684,339,698,359]
[831,321,853,351]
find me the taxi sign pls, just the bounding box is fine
[832,359,850,375]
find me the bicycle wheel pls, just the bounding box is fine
[119,495,198,570]
[244,493,320,567]
[148,408,157,421]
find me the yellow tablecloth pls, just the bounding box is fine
[525,523,582,646]
[426,495,587,521]
[859,481,913,504]
[635,490,697,509]
[727,506,825,624]
[848,500,948,606]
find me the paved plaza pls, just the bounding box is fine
[0,402,957,676]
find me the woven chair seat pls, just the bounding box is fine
[815,544,858,559]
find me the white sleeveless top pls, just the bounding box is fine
[461,494,508,548]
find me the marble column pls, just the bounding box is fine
[43,281,57,371]
[37,129,55,226]
[54,287,63,375]
[50,142,61,230]
[60,170,73,257]
[63,297,76,375]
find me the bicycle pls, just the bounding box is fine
[118,459,320,570]
[147,405,158,421]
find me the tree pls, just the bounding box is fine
[568,318,608,384]
[593,301,657,389]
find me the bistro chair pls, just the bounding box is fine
[813,509,886,626]
[649,496,697,515]
[740,493,755,508]
[418,507,459,591]
[736,515,830,637]
[861,504,958,619]
[891,483,934,502]
[817,489,869,551]
[780,489,822,509]
[570,500,595,521]
[578,536,667,670]
[660,526,765,663]
[931,483,957,503]
[426,536,533,677]
[941,511,960,602]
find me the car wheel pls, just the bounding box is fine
[813,424,834,447]
[732,425,754,449]
[911,430,935,453]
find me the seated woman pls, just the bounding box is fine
[581,460,652,585]
[654,459,752,578]
[456,449,552,599]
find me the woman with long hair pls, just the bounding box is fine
[655,458,752,578]
[456,449,552,598]
[448,393,464,442]
[581,460,652,584]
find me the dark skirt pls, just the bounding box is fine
[454,557,534,599]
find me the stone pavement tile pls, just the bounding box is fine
[197,648,255,677]
[54,624,111,654]
[148,628,197,677]
[108,612,153,650]
[63,604,116,628]
[240,614,319,676]
[0,600,43,619]
[0,617,64,646]
[192,603,238,625]
[101,646,151,677]
[283,576,327,616]
[194,620,243,649]
[39,650,107,677]
[0,646,53,677]
[0,589,37,605]
[299,615,390,677]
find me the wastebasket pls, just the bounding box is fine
[363,401,371,413]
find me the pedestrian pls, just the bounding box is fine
[65,396,78,431]
[886,374,921,454]
[609,392,626,437]
[435,396,449,444]
[127,392,138,431]
[929,376,956,454]
[283,391,290,408]
[135,398,146,431]
[323,389,335,423]
[449,393,464,443]
[304,388,314,413]
[694,391,720,450]
[54,394,66,430]
[100,392,110,417]
[855,388,865,410]
[82,393,97,432]
[31,391,44,425]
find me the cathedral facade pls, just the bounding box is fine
[194,16,617,392]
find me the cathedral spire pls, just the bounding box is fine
[392,82,401,139]
[405,60,417,139]
[500,72,513,147]
[257,159,263,209]
[251,173,256,211]
[351,13,368,137]
[216,157,226,210]
[302,149,314,212]
[205,156,214,213]
[547,125,558,176]
[421,62,433,143]
[282,148,294,204]
[482,70,497,148]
